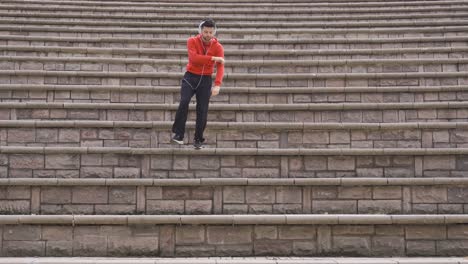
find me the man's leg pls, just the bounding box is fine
[194,77,212,146]
[172,74,196,142]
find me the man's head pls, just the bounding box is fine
[198,19,216,43]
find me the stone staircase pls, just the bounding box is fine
[0,0,468,262]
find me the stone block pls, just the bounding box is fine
[7,129,34,143]
[185,200,212,214]
[72,234,107,257]
[406,226,446,240]
[328,157,355,170]
[207,226,252,245]
[107,235,159,256]
[45,154,80,169]
[412,186,447,203]
[81,167,112,178]
[42,226,73,241]
[304,156,327,170]
[41,187,72,204]
[46,241,73,256]
[279,226,316,239]
[423,156,455,170]
[246,186,275,204]
[332,236,371,256]
[255,226,277,240]
[3,241,45,257]
[406,241,436,256]
[358,200,402,214]
[243,168,279,178]
[437,240,468,256]
[114,167,140,178]
[190,156,220,170]
[3,226,41,241]
[162,187,190,200]
[254,240,293,256]
[147,200,184,214]
[175,226,205,245]
[109,187,136,204]
[372,237,405,256]
[72,186,108,204]
[448,187,468,203]
[10,155,44,169]
[338,187,372,199]
[0,200,30,214]
[373,186,402,199]
[312,201,357,214]
[59,129,80,143]
[276,186,302,203]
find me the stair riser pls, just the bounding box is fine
[1,223,467,257]
[2,30,467,40]
[0,153,466,178]
[2,127,468,149]
[2,60,467,75]
[2,90,468,104]
[1,184,467,215]
[4,39,467,50]
[2,108,467,122]
[2,74,467,88]
[6,50,468,60]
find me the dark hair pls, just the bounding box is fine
[200,19,216,29]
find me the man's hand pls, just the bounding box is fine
[211,86,220,96]
[212,57,225,64]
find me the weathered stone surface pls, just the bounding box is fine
[207,226,252,245]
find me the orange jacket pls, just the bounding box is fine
[186,34,225,86]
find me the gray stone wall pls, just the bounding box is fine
[1,223,467,257]
[1,185,467,215]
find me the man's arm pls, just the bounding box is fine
[212,46,225,96]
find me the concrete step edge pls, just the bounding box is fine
[2,101,467,110]
[1,120,466,130]
[3,18,468,28]
[0,146,467,155]
[2,10,468,22]
[4,0,468,8]
[2,84,468,93]
[2,3,468,14]
[1,24,467,34]
[1,70,467,79]
[2,34,467,44]
[0,214,466,225]
[0,257,466,264]
[4,45,468,56]
[1,177,467,186]
[5,55,468,66]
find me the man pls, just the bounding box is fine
[171,18,225,149]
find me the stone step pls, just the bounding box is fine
[0,214,466,257]
[4,86,467,104]
[0,146,466,178]
[0,177,467,215]
[2,56,467,75]
[2,2,468,15]
[1,121,468,149]
[4,0,468,9]
[4,45,468,60]
[2,10,467,23]
[0,257,467,264]
[1,24,467,39]
[3,35,467,50]
[3,18,468,29]
[2,101,468,123]
[1,70,466,88]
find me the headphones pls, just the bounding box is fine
[198,20,217,35]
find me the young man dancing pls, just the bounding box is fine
[171,18,225,149]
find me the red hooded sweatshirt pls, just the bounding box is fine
[186,34,225,86]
